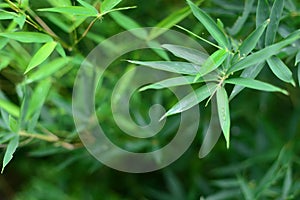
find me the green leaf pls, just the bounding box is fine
[161,83,217,119]
[101,0,122,13]
[77,0,98,14]
[0,37,8,50]
[27,79,52,119]
[267,56,295,86]
[265,0,284,46]
[13,14,26,29]
[195,49,228,81]
[187,0,229,49]
[109,11,147,39]
[162,44,208,65]
[127,60,200,75]
[216,87,230,148]
[25,57,71,84]
[38,6,98,16]
[9,116,19,133]
[225,78,288,95]
[238,176,255,200]
[298,64,300,87]
[295,50,300,66]
[256,0,270,48]
[55,43,66,57]
[25,41,57,74]
[0,99,20,117]
[139,75,215,91]
[0,10,17,20]
[1,135,19,173]
[227,0,255,35]
[0,32,53,43]
[148,0,204,40]
[282,164,292,199]
[230,62,264,100]
[238,19,269,57]
[228,30,300,73]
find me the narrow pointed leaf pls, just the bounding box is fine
[25,41,57,74]
[77,0,98,14]
[1,135,19,173]
[101,0,122,13]
[216,87,230,148]
[298,64,300,87]
[0,10,17,20]
[187,0,229,49]
[230,62,264,100]
[229,30,300,73]
[140,75,216,91]
[227,0,255,35]
[0,32,53,43]
[0,99,20,117]
[148,0,203,39]
[295,50,300,66]
[267,56,295,86]
[162,44,208,65]
[127,60,200,75]
[161,83,217,118]
[238,176,255,200]
[38,6,98,16]
[282,164,292,199]
[195,49,228,80]
[225,78,288,95]
[239,19,269,57]
[25,57,71,83]
[256,0,270,48]
[265,0,284,46]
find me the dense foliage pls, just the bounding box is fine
[0,0,300,199]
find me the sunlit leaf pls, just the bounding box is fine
[187,0,229,49]
[195,49,228,81]
[216,87,230,148]
[265,0,284,46]
[38,6,98,17]
[162,44,208,65]
[0,10,17,20]
[0,99,20,117]
[101,0,122,13]
[1,135,19,173]
[25,57,71,83]
[0,32,53,43]
[267,56,295,86]
[25,41,57,74]
[127,60,200,75]
[225,78,288,95]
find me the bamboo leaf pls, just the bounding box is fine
[25,57,71,84]
[256,0,270,48]
[38,6,98,16]
[0,10,18,20]
[225,78,288,95]
[101,0,122,13]
[195,49,228,81]
[216,87,230,148]
[227,0,255,35]
[162,44,208,65]
[139,75,216,91]
[161,83,217,119]
[295,50,300,66]
[267,56,295,86]
[77,0,98,14]
[230,62,264,100]
[127,60,200,75]
[1,135,19,173]
[239,19,269,57]
[228,30,300,73]
[187,0,229,49]
[25,41,57,74]
[298,64,300,87]
[0,99,20,117]
[238,176,255,200]
[0,32,53,43]
[282,164,292,199]
[265,0,284,46]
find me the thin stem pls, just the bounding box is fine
[19,130,59,142]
